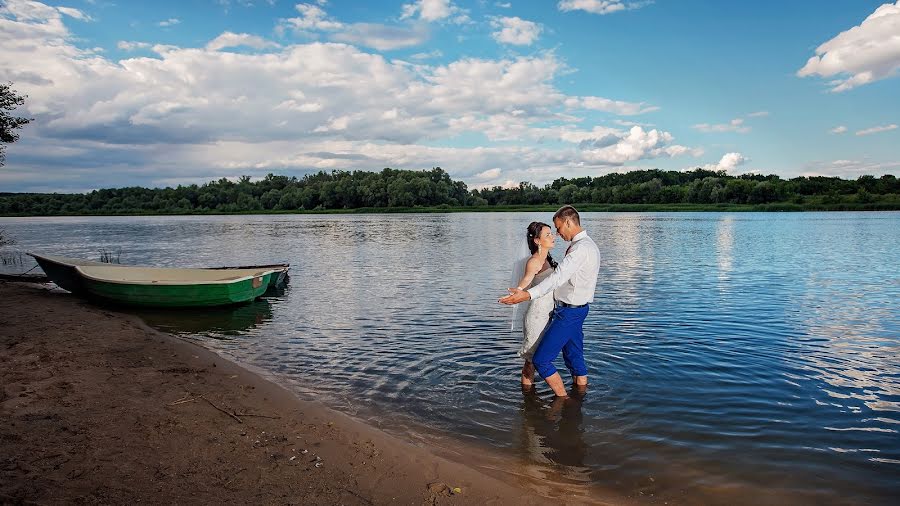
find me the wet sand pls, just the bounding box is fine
[0,282,597,505]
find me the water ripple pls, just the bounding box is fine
[2,211,898,504]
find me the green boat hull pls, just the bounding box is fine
[81,271,274,307]
[30,253,277,308]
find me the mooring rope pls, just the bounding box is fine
[17,264,39,276]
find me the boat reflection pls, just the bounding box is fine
[132,297,274,339]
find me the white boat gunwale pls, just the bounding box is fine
[74,265,278,286]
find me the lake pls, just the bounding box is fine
[1,212,897,504]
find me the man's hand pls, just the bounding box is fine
[499,287,531,305]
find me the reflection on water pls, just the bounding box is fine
[1,212,898,504]
[131,297,275,338]
[517,386,589,471]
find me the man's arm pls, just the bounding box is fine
[526,245,584,300]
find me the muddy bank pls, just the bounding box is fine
[1,282,583,505]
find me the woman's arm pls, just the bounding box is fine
[515,256,544,290]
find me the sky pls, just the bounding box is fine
[1,0,898,193]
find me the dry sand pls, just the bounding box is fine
[1,282,596,505]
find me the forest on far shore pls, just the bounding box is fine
[1,167,898,216]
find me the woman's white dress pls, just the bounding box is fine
[518,268,554,360]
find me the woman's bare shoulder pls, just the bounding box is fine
[525,255,544,272]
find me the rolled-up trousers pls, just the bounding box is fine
[532,304,589,379]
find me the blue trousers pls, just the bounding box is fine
[532,304,589,379]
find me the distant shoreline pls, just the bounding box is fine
[2,202,899,217]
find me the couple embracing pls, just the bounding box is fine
[500,205,601,399]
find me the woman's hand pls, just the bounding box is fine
[499,287,531,305]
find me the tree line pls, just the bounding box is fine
[1,167,898,216]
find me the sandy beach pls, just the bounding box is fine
[0,282,594,505]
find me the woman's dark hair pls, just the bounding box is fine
[526,221,558,269]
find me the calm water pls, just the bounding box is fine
[2,212,898,504]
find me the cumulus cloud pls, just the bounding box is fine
[158,18,180,27]
[798,1,900,92]
[701,152,747,173]
[830,125,848,134]
[0,0,697,192]
[557,0,649,15]
[490,16,542,46]
[206,32,280,51]
[279,3,342,33]
[401,0,469,23]
[856,124,898,136]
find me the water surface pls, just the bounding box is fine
[2,212,897,504]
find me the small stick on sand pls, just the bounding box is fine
[169,396,197,406]
[233,413,281,419]
[200,395,243,424]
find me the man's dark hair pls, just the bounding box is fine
[553,205,580,226]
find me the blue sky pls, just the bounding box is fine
[1,0,898,193]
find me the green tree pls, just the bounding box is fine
[1,82,32,167]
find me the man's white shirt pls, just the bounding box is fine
[526,230,600,306]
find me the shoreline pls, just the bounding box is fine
[2,203,900,218]
[0,282,616,505]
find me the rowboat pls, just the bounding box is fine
[29,253,285,307]
[208,263,290,288]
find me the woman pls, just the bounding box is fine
[513,221,557,387]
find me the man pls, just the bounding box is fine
[500,205,600,398]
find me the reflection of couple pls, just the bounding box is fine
[500,205,601,399]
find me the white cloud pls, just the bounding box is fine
[331,23,429,51]
[557,0,649,15]
[158,18,180,27]
[496,2,512,8]
[0,0,698,192]
[800,159,900,178]
[693,118,751,134]
[474,167,502,180]
[568,96,659,115]
[206,32,280,51]
[798,1,900,92]
[701,152,747,173]
[830,125,848,134]
[57,6,91,21]
[279,3,343,32]
[490,16,542,46]
[400,0,468,23]
[278,4,428,50]
[856,124,898,136]
[410,49,443,60]
[118,41,151,51]
[747,111,770,117]
[614,119,655,127]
